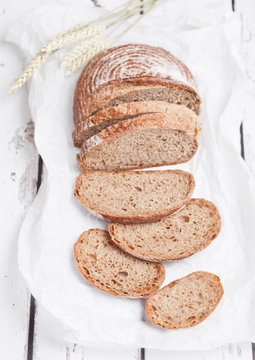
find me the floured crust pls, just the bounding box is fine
[74,170,195,224]
[73,101,201,147]
[145,271,224,329]
[108,199,221,262]
[77,113,199,172]
[74,229,165,298]
[73,44,201,125]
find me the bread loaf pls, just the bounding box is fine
[73,101,200,147]
[73,44,201,128]
[146,271,224,329]
[77,113,198,172]
[74,229,165,297]
[109,199,221,261]
[74,170,195,224]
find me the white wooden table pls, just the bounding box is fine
[1,0,255,359]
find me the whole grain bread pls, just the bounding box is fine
[73,101,201,147]
[74,170,195,224]
[77,113,199,172]
[146,271,224,329]
[73,44,201,126]
[74,229,165,297]
[109,199,221,261]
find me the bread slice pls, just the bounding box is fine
[101,84,200,115]
[73,44,201,126]
[77,114,199,172]
[74,170,195,224]
[74,229,165,297]
[146,271,224,329]
[109,199,221,261]
[73,101,201,147]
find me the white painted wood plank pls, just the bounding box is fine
[66,344,140,360]
[0,2,48,360]
[235,0,255,176]
[146,343,252,360]
[33,304,67,360]
[0,1,42,359]
[34,303,141,360]
[0,43,39,360]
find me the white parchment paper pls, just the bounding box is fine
[6,0,255,350]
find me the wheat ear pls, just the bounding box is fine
[9,52,50,95]
[9,25,105,94]
[64,40,112,76]
[60,37,100,68]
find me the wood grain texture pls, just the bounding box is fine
[146,343,252,360]
[66,345,140,360]
[32,304,68,360]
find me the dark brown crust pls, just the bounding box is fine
[73,44,201,126]
[73,229,165,298]
[145,271,224,329]
[108,199,221,261]
[74,170,195,224]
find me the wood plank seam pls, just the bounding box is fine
[140,348,145,360]
[26,155,43,360]
[90,0,100,8]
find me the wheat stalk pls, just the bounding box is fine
[9,26,105,94]
[9,52,50,95]
[9,0,161,94]
[41,25,105,53]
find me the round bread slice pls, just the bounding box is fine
[73,44,201,126]
[74,229,165,297]
[109,199,221,261]
[77,114,199,172]
[73,101,201,147]
[146,271,224,329]
[74,170,195,224]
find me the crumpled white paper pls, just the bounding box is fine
[6,0,255,350]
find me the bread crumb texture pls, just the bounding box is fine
[74,229,165,297]
[109,199,221,261]
[146,271,224,329]
[74,170,195,223]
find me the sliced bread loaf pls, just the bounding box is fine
[74,170,195,224]
[74,229,165,297]
[109,199,221,261]
[77,114,198,172]
[146,271,224,329]
[73,101,201,147]
[73,44,201,126]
